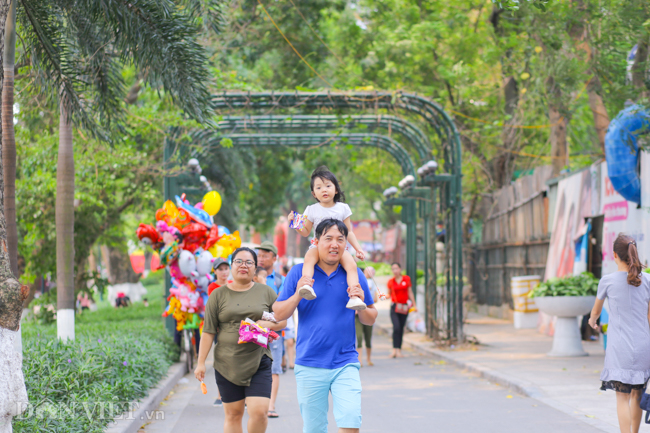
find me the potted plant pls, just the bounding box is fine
[529,272,598,357]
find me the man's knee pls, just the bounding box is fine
[332,365,362,429]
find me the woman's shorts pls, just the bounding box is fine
[214,355,272,403]
[600,380,647,394]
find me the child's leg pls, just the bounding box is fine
[341,251,360,289]
[301,248,319,281]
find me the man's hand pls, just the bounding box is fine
[347,284,364,301]
[194,362,206,382]
[297,276,314,294]
[355,249,366,261]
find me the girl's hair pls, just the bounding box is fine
[391,262,402,269]
[613,234,643,287]
[231,247,258,267]
[310,166,346,203]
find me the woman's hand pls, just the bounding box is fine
[194,362,206,382]
[588,315,598,330]
[256,320,276,329]
[287,211,295,222]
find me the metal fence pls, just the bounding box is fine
[468,166,553,308]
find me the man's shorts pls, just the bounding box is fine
[270,336,284,375]
[295,363,362,432]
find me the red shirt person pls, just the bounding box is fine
[386,262,416,358]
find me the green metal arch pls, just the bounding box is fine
[211,91,460,175]
[191,131,416,177]
[216,115,432,161]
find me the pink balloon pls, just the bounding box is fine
[195,202,204,210]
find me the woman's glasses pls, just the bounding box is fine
[233,259,255,267]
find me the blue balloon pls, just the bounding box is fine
[218,225,231,237]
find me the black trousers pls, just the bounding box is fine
[390,304,409,349]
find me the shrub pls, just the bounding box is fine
[529,272,599,298]
[13,296,179,432]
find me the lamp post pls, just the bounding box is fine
[162,151,211,336]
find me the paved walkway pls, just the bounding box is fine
[372,299,624,433]
[141,323,604,432]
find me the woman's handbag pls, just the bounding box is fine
[641,389,650,423]
[394,302,410,315]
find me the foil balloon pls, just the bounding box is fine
[205,225,220,250]
[175,195,213,228]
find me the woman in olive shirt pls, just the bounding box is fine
[195,247,286,433]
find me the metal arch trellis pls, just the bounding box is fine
[214,115,433,162]
[191,132,417,177]
[209,91,463,342]
[166,91,464,342]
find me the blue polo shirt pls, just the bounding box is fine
[277,263,373,369]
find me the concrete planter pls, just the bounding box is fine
[534,296,596,357]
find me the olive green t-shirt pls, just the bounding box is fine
[203,282,277,386]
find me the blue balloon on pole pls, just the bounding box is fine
[218,225,231,237]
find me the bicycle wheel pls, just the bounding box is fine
[183,329,194,373]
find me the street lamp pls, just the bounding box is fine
[398,175,415,189]
[417,159,438,177]
[383,186,398,198]
[187,158,202,174]
[199,175,212,191]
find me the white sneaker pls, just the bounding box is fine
[346,297,367,311]
[299,285,317,300]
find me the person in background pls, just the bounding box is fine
[386,262,416,358]
[356,267,379,366]
[77,292,91,313]
[142,298,149,307]
[255,267,269,285]
[282,315,296,370]
[589,234,650,433]
[206,257,231,407]
[257,240,285,419]
[281,265,290,277]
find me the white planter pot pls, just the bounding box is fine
[534,296,596,357]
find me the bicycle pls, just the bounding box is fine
[181,328,196,373]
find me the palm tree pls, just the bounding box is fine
[8,0,222,340]
[0,0,23,336]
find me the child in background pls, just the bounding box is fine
[288,166,367,310]
[255,267,269,285]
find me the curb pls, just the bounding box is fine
[104,360,187,433]
[374,323,619,433]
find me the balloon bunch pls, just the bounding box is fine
[136,191,242,332]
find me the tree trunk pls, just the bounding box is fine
[632,38,649,99]
[56,97,75,341]
[587,76,609,153]
[0,1,28,427]
[546,76,569,176]
[108,244,140,284]
[2,0,16,277]
[494,76,519,187]
[0,0,22,333]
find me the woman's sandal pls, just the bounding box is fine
[268,410,279,418]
